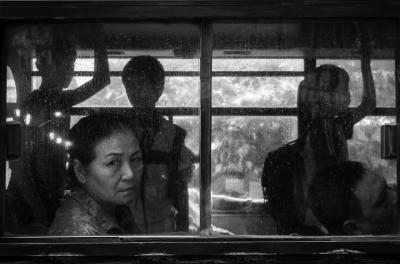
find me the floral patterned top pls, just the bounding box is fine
[48,191,123,235]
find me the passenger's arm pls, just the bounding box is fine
[175,167,190,232]
[63,25,110,106]
[351,24,376,123]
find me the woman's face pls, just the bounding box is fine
[84,129,143,206]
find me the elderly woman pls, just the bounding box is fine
[48,113,143,235]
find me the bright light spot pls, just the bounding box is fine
[65,141,72,148]
[24,114,31,125]
[49,132,55,140]
[65,161,69,170]
[54,111,62,117]
[56,137,62,144]
[15,109,21,117]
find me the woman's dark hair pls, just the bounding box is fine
[309,161,365,234]
[67,113,139,189]
[121,55,165,98]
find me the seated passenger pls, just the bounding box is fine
[7,24,110,232]
[48,113,143,235]
[262,28,376,235]
[309,161,397,235]
[122,56,193,233]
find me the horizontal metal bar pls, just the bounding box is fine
[31,71,304,77]
[212,71,304,77]
[7,105,395,117]
[68,107,298,116]
[1,236,400,256]
[212,107,297,116]
[212,107,396,116]
[69,107,200,116]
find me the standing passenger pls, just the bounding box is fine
[262,27,376,235]
[6,25,110,233]
[122,56,193,233]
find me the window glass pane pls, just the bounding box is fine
[212,77,301,107]
[349,116,396,184]
[32,76,200,108]
[211,116,297,235]
[317,60,395,107]
[173,116,200,232]
[173,116,199,156]
[212,59,303,71]
[5,22,199,236]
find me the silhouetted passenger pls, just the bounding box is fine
[262,27,376,235]
[309,161,397,235]
[122,56,193,233]
[6,25,110,233]
[49,113,143,235]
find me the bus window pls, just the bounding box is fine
[212,20,397,236]
[3,19,397,238]
[5,22,200,236]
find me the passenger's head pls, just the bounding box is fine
[298,64,350,116]
[68,113,143,206]
[121,55,165,108]
[309,161,397,235]
[35,26,77,90]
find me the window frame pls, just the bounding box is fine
[1,1,400,258]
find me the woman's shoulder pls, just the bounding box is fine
[47,195,101,236]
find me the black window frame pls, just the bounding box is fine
[1,1,400,259]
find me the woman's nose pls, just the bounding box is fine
[121,161,134,181]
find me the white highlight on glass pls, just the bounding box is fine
[15,109,21,117]
[24,114,31,125]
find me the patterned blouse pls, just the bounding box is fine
[48,191,123,235]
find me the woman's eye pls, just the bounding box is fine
[130,156,142,163]
[107,160,121,167]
